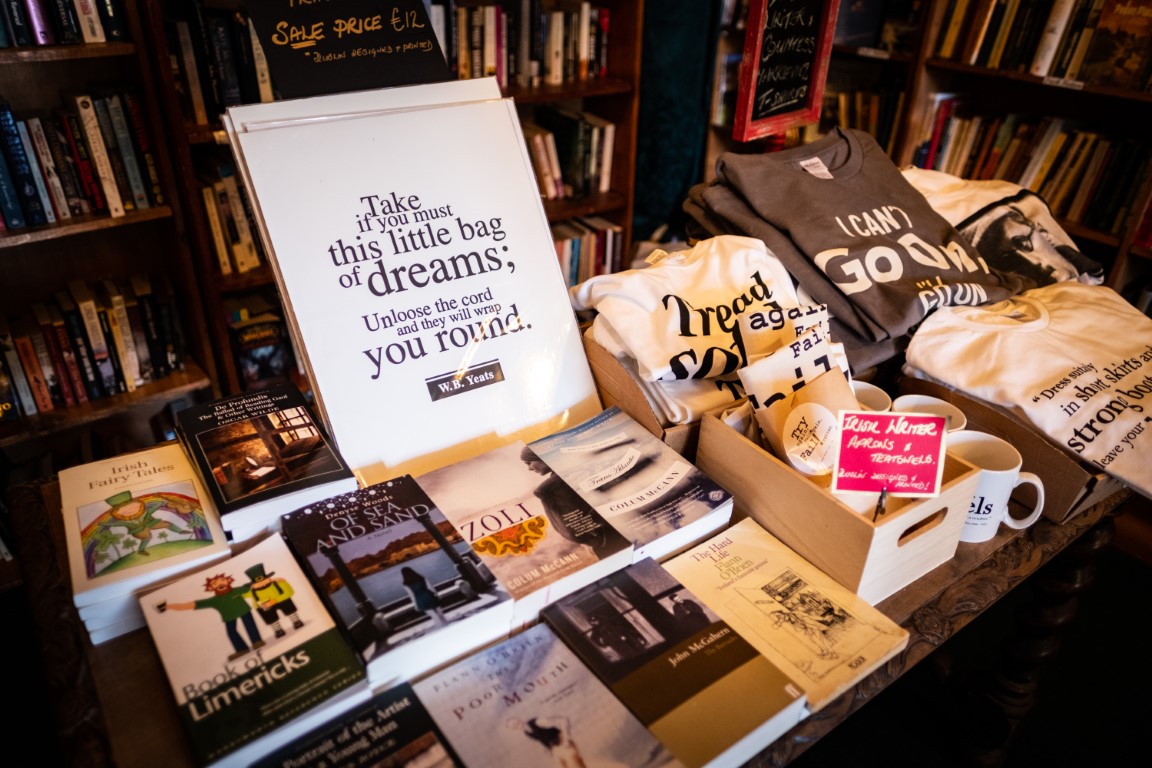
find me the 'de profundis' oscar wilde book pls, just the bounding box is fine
[665,518,910,713]
[252,681,465,768]
[175,380,358,542]
[280,475,514,689]
[414,622,683,768]
[141,533,369,768]
[415,440,633,625]
[540,558,808,768]
[528,406,734,562]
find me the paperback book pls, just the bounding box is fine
[281,474,514,689]
[414,621,683,768]
[140,533,370,767]
[57,442,230,612]
[175,380,358,541]
[224,81,601,485]
[664,518,910,713]
[540,558,808,768]
[528,406,734,562]
[415,440,633,625]
[252,681,465,768]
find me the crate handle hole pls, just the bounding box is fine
[897,509,947,547]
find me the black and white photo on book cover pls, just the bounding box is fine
[226,90,601,486]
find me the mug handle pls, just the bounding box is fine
[1003,471,1045,530]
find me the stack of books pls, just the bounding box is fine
[57,442,230,644]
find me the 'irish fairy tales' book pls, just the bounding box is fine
[226,89,601,485]
[540,558,808,768]
[58,442,230,609]
[251,681,465,768]
[528,406,735,563]
[414,621,683,768]
[415,440,633,625]
[140,533,369,768]
[664,518,910,713]
[175,380,358,539]
[280,475,514,689]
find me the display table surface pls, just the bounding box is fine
[5,479,1134,768]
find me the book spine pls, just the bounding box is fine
[122,292,152,382]
[1029,0,1078,76]
[90,94,135,212]
[43,308,86,404]
[247,18,275,103]
[55,293,104,400]
[20,0,57,45]
[12,326,53,411]
[26,116,71,221]
[28,325,66,407]
[70,0,105,43]
[119,90,163,206]
[222,175,262,271]
[0,148,26,228]
[0,102,50,226]
[1,1,32,46]
[60,109,104,212]
[130,275,171,378]
[69,281,118,395]
[103,283,141,387]
[15,119,57,223]
[92,0,126,41]
[72,94,124,217]
[201,183,234,275]
[95,301,127,393]
[45,0,81,43]
[103,92,150,210]
[0,326,37,416]
[31,304,76,407]
[174,19,209,126]
[204,8,243,108]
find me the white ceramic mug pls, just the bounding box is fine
[851,380,893,412]
[948,430,1045,544]
[892,394,968,432]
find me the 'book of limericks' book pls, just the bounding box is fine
[281,474,514,689]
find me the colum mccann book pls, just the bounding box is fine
[140,533,368,767]
[281,474,514,689]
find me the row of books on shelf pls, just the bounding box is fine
[0,0,127,47]
[0,84,163,230]
[522,104,614,200]
[198,156,266,276]
[818,80,905,157]
[0,273,184,422]
[436,0,613,89]
[57,383,908,765]
[914,100,1152,234]
[937,0,1152,90]
[552,214,623,285]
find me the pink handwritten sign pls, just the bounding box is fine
[832,410,948,497]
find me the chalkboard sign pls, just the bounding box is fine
[732,0,840,142]
[245,0,451,100]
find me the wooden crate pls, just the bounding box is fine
[695,413,981,605]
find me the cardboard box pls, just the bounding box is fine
[694,412,981,605]
[898,378,1127,524]
[581,335,698,457]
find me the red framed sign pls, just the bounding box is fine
[732,0,840,142]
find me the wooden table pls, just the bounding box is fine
[5,480,1135,768]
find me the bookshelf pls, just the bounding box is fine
[0,0,213,455]
[137,0,644,396]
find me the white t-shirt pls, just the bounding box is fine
[904,282,1152,497]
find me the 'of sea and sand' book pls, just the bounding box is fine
[140,533,369,768]
[223,78,601,486]
[58,442,230,641]
[540,558,808,768]
[414,621,684,768]
[281,474,514,689]
[528,406,734,562]
[664,518,910,713]
[175,380,358,542]
[414,440,633,626]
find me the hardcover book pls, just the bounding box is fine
[57,442,230,609]
[664,518,910,713]
[224,84,600,485]
[140,533,370,768]
[1078,0,1152,89]
[415,439,633,625]
[174,380,358,539]
[252,681,465,768]
[540,558,808,768]
[528,406,734,563]
[281,474,514,688]
[414,621,684,768]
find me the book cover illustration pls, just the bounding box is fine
[175,380,356,527]
[141,534,367,767]
[665,518,910,713]
[281,475,513,685]
[415,440,632,620]
[229,312,296,391]
[58,443,229,607]
[1079,0,1152,89]
[528,406,733,562]
[252,681,465,768]
[228,95,600,486]
[540,558,807,768]
[414,622,682,768]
